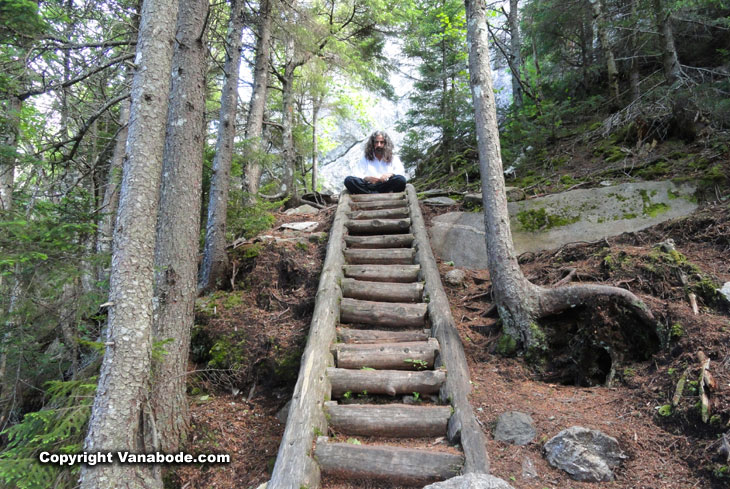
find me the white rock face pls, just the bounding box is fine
[423,473,516,489]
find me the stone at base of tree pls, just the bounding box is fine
[422,473,516,489]
[424,196,458,206]
[275,400,291,424]
[445,269,466,286]
[543,426,626,482]
[493,411,536,446]
[284,204,320,215]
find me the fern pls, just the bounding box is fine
[0,378,97,489]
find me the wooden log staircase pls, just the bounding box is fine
[268,185,488,488]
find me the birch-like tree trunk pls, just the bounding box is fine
[0,96,20,212]
[591,0,620,103]
[628,0,640,102]
[79,0,179,486]
[652,0,681,84]
[152,0,208,453]
[199,0,246,293]
[508,0,523,110]
[465,0,657,356]
[244,0,273,198]
[281,33,298,197]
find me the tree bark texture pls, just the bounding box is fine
[406,185,489,474]
[80,0,179,486]
[327,367,446,397]
[339,298,427,328]
[267,193,350,489]
[152,0,208,454]
[336,328,431,344]
[199,0,245,293]
[0,95,21,212]
[465,0,657,355]
[244,0,273,197]
[508,0,523,109]
[96,97,130,278]
[324,402,452,437]
[344,248,415,265]
[315,437,462,484]
[591,0,620,102]
[652,0,681,84]
[341,278,423,303]
[342,264,421,283]
[333,339,439,370]
[344,234,414,249]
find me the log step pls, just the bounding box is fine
[349,200,409,211]
[349,192,406,202]
[315,437,463,485]
[325,402,452,437]
[347,208,410,220]
[346,218,411,235]
[340,298,428,328]
[343,264,420,283]
[344,248,415,265]
[333,338,439,370]
[327,367,446,397]
[341,278,422,303]
[344,234,415,249]
[336,328,432,344]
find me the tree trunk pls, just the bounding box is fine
[96,97,130,281]
[628,0,640,102]
[79,0,179,486]
[591,0,620,103]
[281,46,297,197]
[0,95,21,212]
[464,0,657,356]
[508,0,523,110]
[152,0,208,454]
[652,0,681,84]
[244,0,273,198]
[311,94,321,192]
[199,0,246,293]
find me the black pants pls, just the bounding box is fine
[344,175,407,194]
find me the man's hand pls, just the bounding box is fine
[380,173,394,181]
[364,176,380,184]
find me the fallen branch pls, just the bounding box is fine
[697,351,716,423]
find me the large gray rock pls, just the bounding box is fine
[430,180,697,269]
[424,196,458,207]
[543,426,626,482]
[423,473,516,489]
[493,411,536,446]
[284,204,319,215]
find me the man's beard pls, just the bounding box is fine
[374,147,384,158]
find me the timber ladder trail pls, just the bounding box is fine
[268,185,489,488]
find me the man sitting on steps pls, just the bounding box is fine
[344,130,407,194]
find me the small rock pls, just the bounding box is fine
[424,196,458,207]
[308,232,327,243]
[284,204,320,215]
[543,426,626,482]
[275,400,291,424]
[505,186,526,202]
[657,238,676,253]
[444,269,466,286]
[494,411,536,446]
[402,395,419,405]
[255,483,268,489]
[464,193,482,206]
[280,221,318,232]
[423,473,516,489]
[522,456,538,479]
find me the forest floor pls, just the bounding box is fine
[174,138,730,489]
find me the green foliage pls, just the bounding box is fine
[516,207,579,231]
[0,378,97,489]
[656,404,673,417]
[225,189,285,241]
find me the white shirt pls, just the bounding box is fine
[353,154,405,179]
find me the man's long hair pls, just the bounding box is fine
[364,130,393,163]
